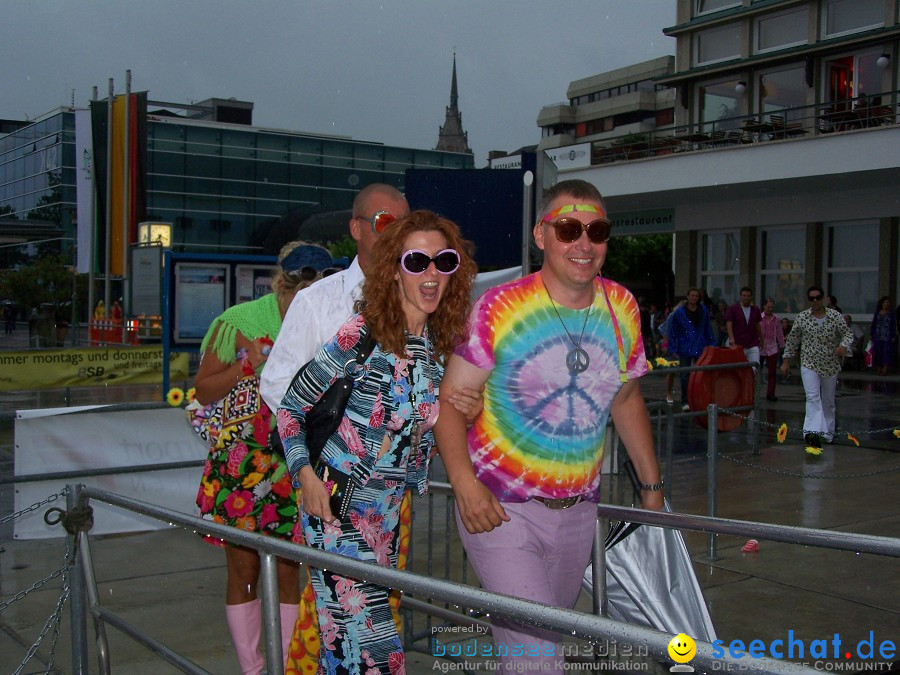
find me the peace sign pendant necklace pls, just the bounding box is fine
[547,291,593,374]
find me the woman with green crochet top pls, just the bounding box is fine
[193,241,337,674]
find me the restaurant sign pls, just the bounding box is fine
[611,209,675,235]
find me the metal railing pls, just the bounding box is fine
[56,481,900,675]
[586,90,899,165]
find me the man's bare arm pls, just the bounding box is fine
[435,355,509,533]
[610,379,663,511]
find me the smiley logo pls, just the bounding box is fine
[668,633,697,664]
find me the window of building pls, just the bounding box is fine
[823,0,884,39]
[759,65,807,122]
[755,6,808,53]
[696,0,740,15]
[700,231,740,304]
[759,227,805,314]
[825,50,884,104]
[825,221,879,314]
[698,79,742,131]
[695,23,741,65]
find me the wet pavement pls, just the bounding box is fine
[0,332,898,673]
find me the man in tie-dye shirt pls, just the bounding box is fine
[435,179,662,670]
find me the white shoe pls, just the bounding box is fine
[681,403,690,412]
[666,395,674,404]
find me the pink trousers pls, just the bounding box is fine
[456,498,597,670]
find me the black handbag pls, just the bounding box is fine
[315,462,356,520]
[303,332,376,466]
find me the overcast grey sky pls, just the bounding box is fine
[2,1,676,166]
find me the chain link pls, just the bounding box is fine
[0,488,66,526]
[717,406,900,439]
[1,488,75,675]
[10,536,73,675]
[718,451,900,479]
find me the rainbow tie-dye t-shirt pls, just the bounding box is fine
[455,272,647,503]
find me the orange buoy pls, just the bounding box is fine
[688,346,755,431]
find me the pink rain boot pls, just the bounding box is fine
[225,599,264,675]
[280,602,300,665]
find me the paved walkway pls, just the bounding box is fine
[0,345,897,674]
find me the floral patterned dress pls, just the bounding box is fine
[195,379,302,547]
[279,315,441,675]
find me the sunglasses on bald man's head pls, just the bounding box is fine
[541,204,611,244]
[356,210,396,234]
[398,249,461,275]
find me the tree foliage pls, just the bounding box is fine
[326,235,358,262]
[603,233,674,303]
[0,254,88,322]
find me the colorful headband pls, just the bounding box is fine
[541,204,607,223]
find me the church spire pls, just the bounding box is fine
[435,52,472,155]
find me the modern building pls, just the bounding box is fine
[538,0,899,317]
[537,56,676,157]
[0,93,474,267]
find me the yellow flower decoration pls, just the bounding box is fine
[186,387,196,403]
[846,433,860,447]
[776,423,788,444]
[242,472,264,489]
[166,387,185,407]
[805,445,822,456]
[894,429,900,439]
[646,361,654,371]
[655,357,677,368]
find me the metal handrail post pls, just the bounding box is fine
[69,484,89,675]
[752,361,761,455]
[591,516,608,617]
[260,552,284,675]
[665,401,674,504]
[78,531,112,675]
[706,405,720,560]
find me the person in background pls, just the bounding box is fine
[661,298,686,404]
[780,285,854,449]
[870,296,897,376]
[827,295,842,314]
[842,315,867,371]
[760,297,785,401]
[279,211,477,672]
[726,286,764,364]
[193,242,334,674]
[713,300,729,346]
[668,288,717,411]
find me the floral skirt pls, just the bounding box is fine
[195,404,301,546]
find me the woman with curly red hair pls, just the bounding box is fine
[278,210,476,673]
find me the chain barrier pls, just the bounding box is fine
[1,487,82,675]
[718,451,900,479]
[0,488,66,526]
[714,407,900,479]
[717,406,900,439]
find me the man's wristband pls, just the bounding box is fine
[640,481,664,492]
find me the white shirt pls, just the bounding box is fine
[260,256,365,410]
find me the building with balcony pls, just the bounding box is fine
[537,56,676,156]
[539,0,899,317]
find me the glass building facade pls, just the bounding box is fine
[0,107,474,258]
[0,110,76,247]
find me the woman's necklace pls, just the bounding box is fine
[546,291,593,374]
